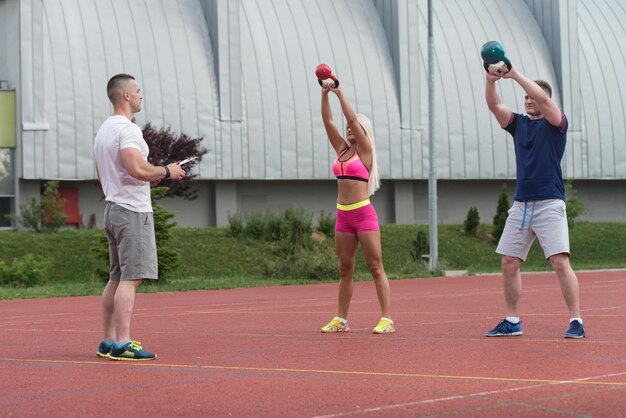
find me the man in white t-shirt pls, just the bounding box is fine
[93,74,185,361]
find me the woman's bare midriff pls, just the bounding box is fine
[336,179,369,205]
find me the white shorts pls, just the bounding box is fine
[496,199,570,261]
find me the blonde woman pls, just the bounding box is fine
[320,81,394,334]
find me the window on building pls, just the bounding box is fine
[0,148,14,228]
[0,88,16,229]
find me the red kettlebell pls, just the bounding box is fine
[315,63,339,88]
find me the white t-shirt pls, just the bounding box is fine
[94,115,152,212]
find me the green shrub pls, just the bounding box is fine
[410,228,429,263]
[92,233,110,281]
[492,184,510,241]
[150,187,181,282]
[463,207,480,236]
[0,254,52,287]
[226,212,244,236]
[227,208,318,250]
[226,207,331,280]
[565,180,587,227]
[13,180,67,232]
[282,208,313,254]
[12,197,42,231]
[316,211,335,237]
[264,211,284,241]
[243,211,267,240]
[262,242,337,281]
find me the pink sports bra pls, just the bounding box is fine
[332,147,369,182]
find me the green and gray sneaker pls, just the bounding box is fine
[109,341,157,361]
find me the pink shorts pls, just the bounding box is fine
[335,200,380,234]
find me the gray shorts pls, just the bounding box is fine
[104,202,158,280]
[496,199,570,261]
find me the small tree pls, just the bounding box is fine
[12,180,67,232]
[150,186,181,281]
[411,228,429,263]
[492,184,510,241]
[564,180,587,227]
[463,207,480,236]
[143,123,207,200]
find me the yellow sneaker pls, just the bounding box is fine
[373,317,395,334]
[321,316,350,333]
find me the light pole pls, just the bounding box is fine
[427,0,438,270]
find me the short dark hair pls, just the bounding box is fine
[534,80,552,98]
[106,73,135,103]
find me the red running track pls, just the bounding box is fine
[1,270,626,417]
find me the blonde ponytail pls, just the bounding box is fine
[356,114,380,196]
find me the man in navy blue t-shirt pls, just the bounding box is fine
[483,63,584,339]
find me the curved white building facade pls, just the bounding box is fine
[0,0,624,228]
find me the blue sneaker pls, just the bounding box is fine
[565,320,585,338]
[109,341,157,361]
[485,319,522,337]
[96,340,112,358]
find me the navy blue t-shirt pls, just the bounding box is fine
[504,112,568,201]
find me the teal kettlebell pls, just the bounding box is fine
[481,40,512,73]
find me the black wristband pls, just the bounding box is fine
[163,165,170,179]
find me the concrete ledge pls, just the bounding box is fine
[443,270,469,278]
